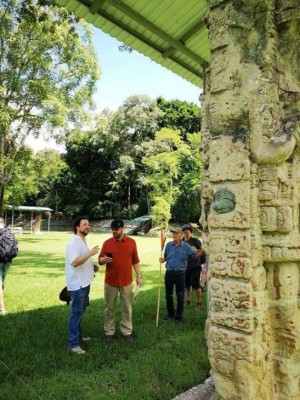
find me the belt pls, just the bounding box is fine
[166,270,185,275]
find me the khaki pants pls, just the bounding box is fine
[104,283,132,336]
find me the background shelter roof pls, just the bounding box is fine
[5,206,53,212]
[55,0,209,88]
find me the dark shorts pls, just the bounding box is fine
[185,266,201,290]
[0,261,10,285]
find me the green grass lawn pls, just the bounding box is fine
[0,232,210,400]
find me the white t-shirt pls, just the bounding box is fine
[65,235,94,291]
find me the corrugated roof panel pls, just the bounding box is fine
[55,0,210,87]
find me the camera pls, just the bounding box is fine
[105,253,113,258]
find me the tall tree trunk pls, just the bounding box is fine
[202,1,300,399]
[0,183,4,216]
[128,179,131,208]
[0,132,6,215]
[32,214,42,234]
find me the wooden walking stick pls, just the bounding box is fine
[156,225,166,327]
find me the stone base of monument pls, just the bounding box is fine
[172,377,215,400]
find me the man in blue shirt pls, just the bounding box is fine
[159,227,201,323]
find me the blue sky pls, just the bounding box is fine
[27,27,202,151]
[92,28,202,111]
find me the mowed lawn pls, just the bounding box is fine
[0,231,210,400]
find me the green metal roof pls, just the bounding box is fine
[55,0,210,88]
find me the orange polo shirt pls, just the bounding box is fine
[99,235,140,286]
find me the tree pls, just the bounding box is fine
[55,95,164,219]
[0,0,100,213]
[156,97,201,141]
[26,149,66,211]
[171,132,202,222]
[106,95,163,215]
[3,146,38,207]
[142,128,189,225]
[55,128,117,218]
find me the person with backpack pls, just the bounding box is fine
[0,217,19,315]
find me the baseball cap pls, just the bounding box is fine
[182,224,192,232]
[170,227,182,234]
[110,219,124,229]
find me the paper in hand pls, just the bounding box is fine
[132,284,140,302]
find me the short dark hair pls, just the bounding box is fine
[73,216,89,234]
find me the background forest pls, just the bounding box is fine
[1,0,203,224]
[6,96,202,223]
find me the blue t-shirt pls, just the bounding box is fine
[164,241,196,271]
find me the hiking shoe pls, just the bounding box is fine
[104,335,115,342]
[69,346,86,355]
[82,336,92,342]
[123,334,134,342]
[164,315,175,321]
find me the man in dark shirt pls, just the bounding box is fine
[182,224,205,309]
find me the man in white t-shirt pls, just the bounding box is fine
[65,216,99,355]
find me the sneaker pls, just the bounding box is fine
[82,336,92,342]
[163,315,175,321]
[104,334,115,342]
[123,334,134,342]
[195,302,202,310]
[186,300,191,306]
[175,318,184,324]
[69,346,86,355]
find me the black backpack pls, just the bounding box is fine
[0,228,19,262]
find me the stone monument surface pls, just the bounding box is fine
[201,1,300,399]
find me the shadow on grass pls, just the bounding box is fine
[9,251,65,274]
[0,287,210,400]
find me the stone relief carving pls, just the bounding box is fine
[203,1,300,399]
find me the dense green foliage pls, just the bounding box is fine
[142,128,189,225]
[0,232,210,400]
[156,97,201,140]
[49,96,203,222]
[0,0,99,212]
[54,96,163,218]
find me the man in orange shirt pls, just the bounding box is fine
[99,219,142,341]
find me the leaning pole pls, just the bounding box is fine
[201,1,300,399]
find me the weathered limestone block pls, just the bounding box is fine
[210,230,251,260]
[210,312,255,333]
[209,136,250,182]
[210,278,255,312]
[203,0,300,398]
[263,246,300,262]
[209,326,255,369]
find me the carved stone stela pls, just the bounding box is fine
[202,1,300,399]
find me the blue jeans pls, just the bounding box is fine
[68,285,90,349]
[165,271,185,321]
